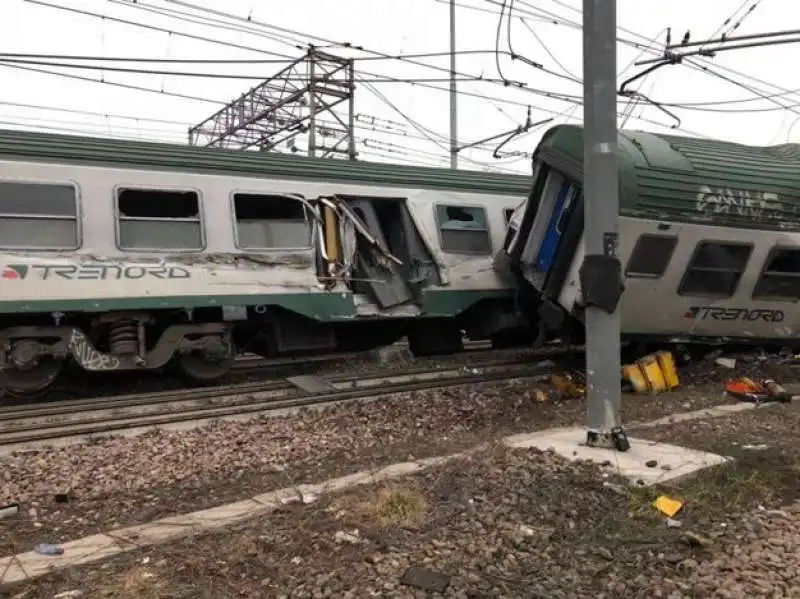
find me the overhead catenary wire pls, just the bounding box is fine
[0,57,522,84]
[132,0,584,90]
[22,0,781,118]
[5,0,742,150]
[20,0,582,108]
[501,0,800,110]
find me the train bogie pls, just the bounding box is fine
[0,130,534,393]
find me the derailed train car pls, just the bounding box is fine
[0,129,534,394]
[499,124,800,349]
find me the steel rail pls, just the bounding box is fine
[0,361,561,446]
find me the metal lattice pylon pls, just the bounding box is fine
[188,48,356,159]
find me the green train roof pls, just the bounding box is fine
[0,129,532,197]
[537,124,800,231]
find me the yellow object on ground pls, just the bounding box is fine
[653,495,684,518]
[622,350,680,394]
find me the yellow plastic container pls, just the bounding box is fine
[622,350,680,394]
[655,350,680,390]
[622,363,649,393]
[638,354,668,393]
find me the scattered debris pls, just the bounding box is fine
[725,377,793,403]
[622,351,679,394]
[715,357,736,369]
[532,389,549,403]
[665,517,682,528]
[742,443,769,451]
[399,565,451,593]
[0,502,19,520]
[653,495,684,518]
[53,591,84,599]
[645,460,658,468]
[34,543,64,556]
[550,372,585,399]
[333,529,361,545]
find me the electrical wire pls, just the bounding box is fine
[0,58,517,84]
[0,62,224,104]
[147,0,584,91]
[21,0,584,109]
[503,0,800,111]
[518,18,578,80]
[10,0,732,145]
[0,49,531,65]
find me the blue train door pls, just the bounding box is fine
[536,180,575,272]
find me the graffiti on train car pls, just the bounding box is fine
[695,185,783,220]
[685,306,785,322]
[1,264,191,281]
[69,328,121,371]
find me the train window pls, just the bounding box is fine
[678,242,752,297]
[0,181,79,249]
[625,234,678,278]
[436,205,492,254]
[232,193,311,249]
[753,248,800,300]
[116,188,203,250]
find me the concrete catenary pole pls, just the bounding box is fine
[582,0,628,451]
[449,0,458,169]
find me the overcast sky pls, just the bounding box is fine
[0,0,795,173]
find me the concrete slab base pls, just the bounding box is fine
[504,426,731,486]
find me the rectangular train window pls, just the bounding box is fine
[117,188,203,250]
[232,193,311,249]
[625,234,678,278]
[436,205,491,254]
[678,241,751,297]
[753,248,800,300]
[0,181,79,249]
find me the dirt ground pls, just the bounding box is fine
[3,399,800,598]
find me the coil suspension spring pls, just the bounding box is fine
[109,319,139,355]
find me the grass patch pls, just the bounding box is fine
[626,451,800,523]
[337,483,429,529]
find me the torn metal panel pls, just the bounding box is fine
[335,200,403,266]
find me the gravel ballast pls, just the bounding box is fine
[6,403,800,599]
[1,371,738,558]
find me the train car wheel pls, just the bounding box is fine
[176,352,235,383]
[1,357,63,396]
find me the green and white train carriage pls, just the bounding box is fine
[0,130,531,394]
[502,124,800,348]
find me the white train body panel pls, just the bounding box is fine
[0,158,522,315]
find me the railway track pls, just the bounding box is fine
[229,339,493,372]
[0,351,573,449]
[0,340,498,407]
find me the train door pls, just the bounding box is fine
[536,180,577,273]
[337,199,413,308]
[315,195,439,310]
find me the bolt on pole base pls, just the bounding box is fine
[586,427,630,453]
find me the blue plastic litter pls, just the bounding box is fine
[34,543,64,556]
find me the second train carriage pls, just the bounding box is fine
[499,124,800,348]
[0,130,534,394]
